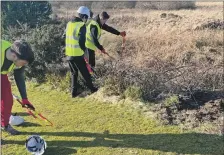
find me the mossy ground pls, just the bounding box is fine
[1,83,223,155]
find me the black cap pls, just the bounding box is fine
[11,39,34,64]
[100,11,110,20]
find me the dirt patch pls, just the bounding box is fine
[151,91,224,133]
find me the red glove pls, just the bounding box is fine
[120,31,126,37]
[22,99,35,110]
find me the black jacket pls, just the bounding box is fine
[1,55,27,99]
[14,67,27,99]
[65,17,86,60]
[89,15,121,50]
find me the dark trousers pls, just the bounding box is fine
[68,56,95,95]
[86,48,95,68]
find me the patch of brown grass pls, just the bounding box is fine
[96,4,223,99]
[52,2,223,100]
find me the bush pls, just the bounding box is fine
[102,76,121,96]
[164,95,179,107]
[1,1,52,28]
[95,54,223,101]
[2,20,67,82]
[124,86,142,100]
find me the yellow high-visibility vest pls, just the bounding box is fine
[65,21,85,56]
[86,18,93,27]
[1,40,16,74]
[85,20,101,51]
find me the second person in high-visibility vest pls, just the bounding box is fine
[86,10,94,26]
[85,11,126,68]
[65,6,98,98]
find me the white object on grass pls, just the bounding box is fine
[9,115,24,126]
[25,135,47,155]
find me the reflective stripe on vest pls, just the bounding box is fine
[65,21,85,56]
[85,20,101,51]
[1,40,16,75]
[65,44,80,48]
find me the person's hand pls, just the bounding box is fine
[120,31,126,37]
[22,99,35,110]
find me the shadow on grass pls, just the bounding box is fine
[44,146,77,155]
[4,131,224,155]
[19,122,41,127]
[11,112,29,117]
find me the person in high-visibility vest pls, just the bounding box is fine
[65,6,98,98]
[84,10,94,60]
[86,10,94,26]
[1,39,35,135]
[85,11,126,68]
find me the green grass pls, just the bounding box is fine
[1,83,223,155]
[164,95,179,107]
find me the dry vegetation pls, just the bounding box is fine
[44,3,224,136]
[96,2,223,131]
[97,2,223,99]
[50,2,223,100]
[50,1,196,18]
[47,2,224,130]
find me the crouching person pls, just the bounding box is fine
[1,40,35,135]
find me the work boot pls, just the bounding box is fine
[1,124,20,135]
[72,91,83,98]
[1,139,4,145]
[91,87,98,94]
